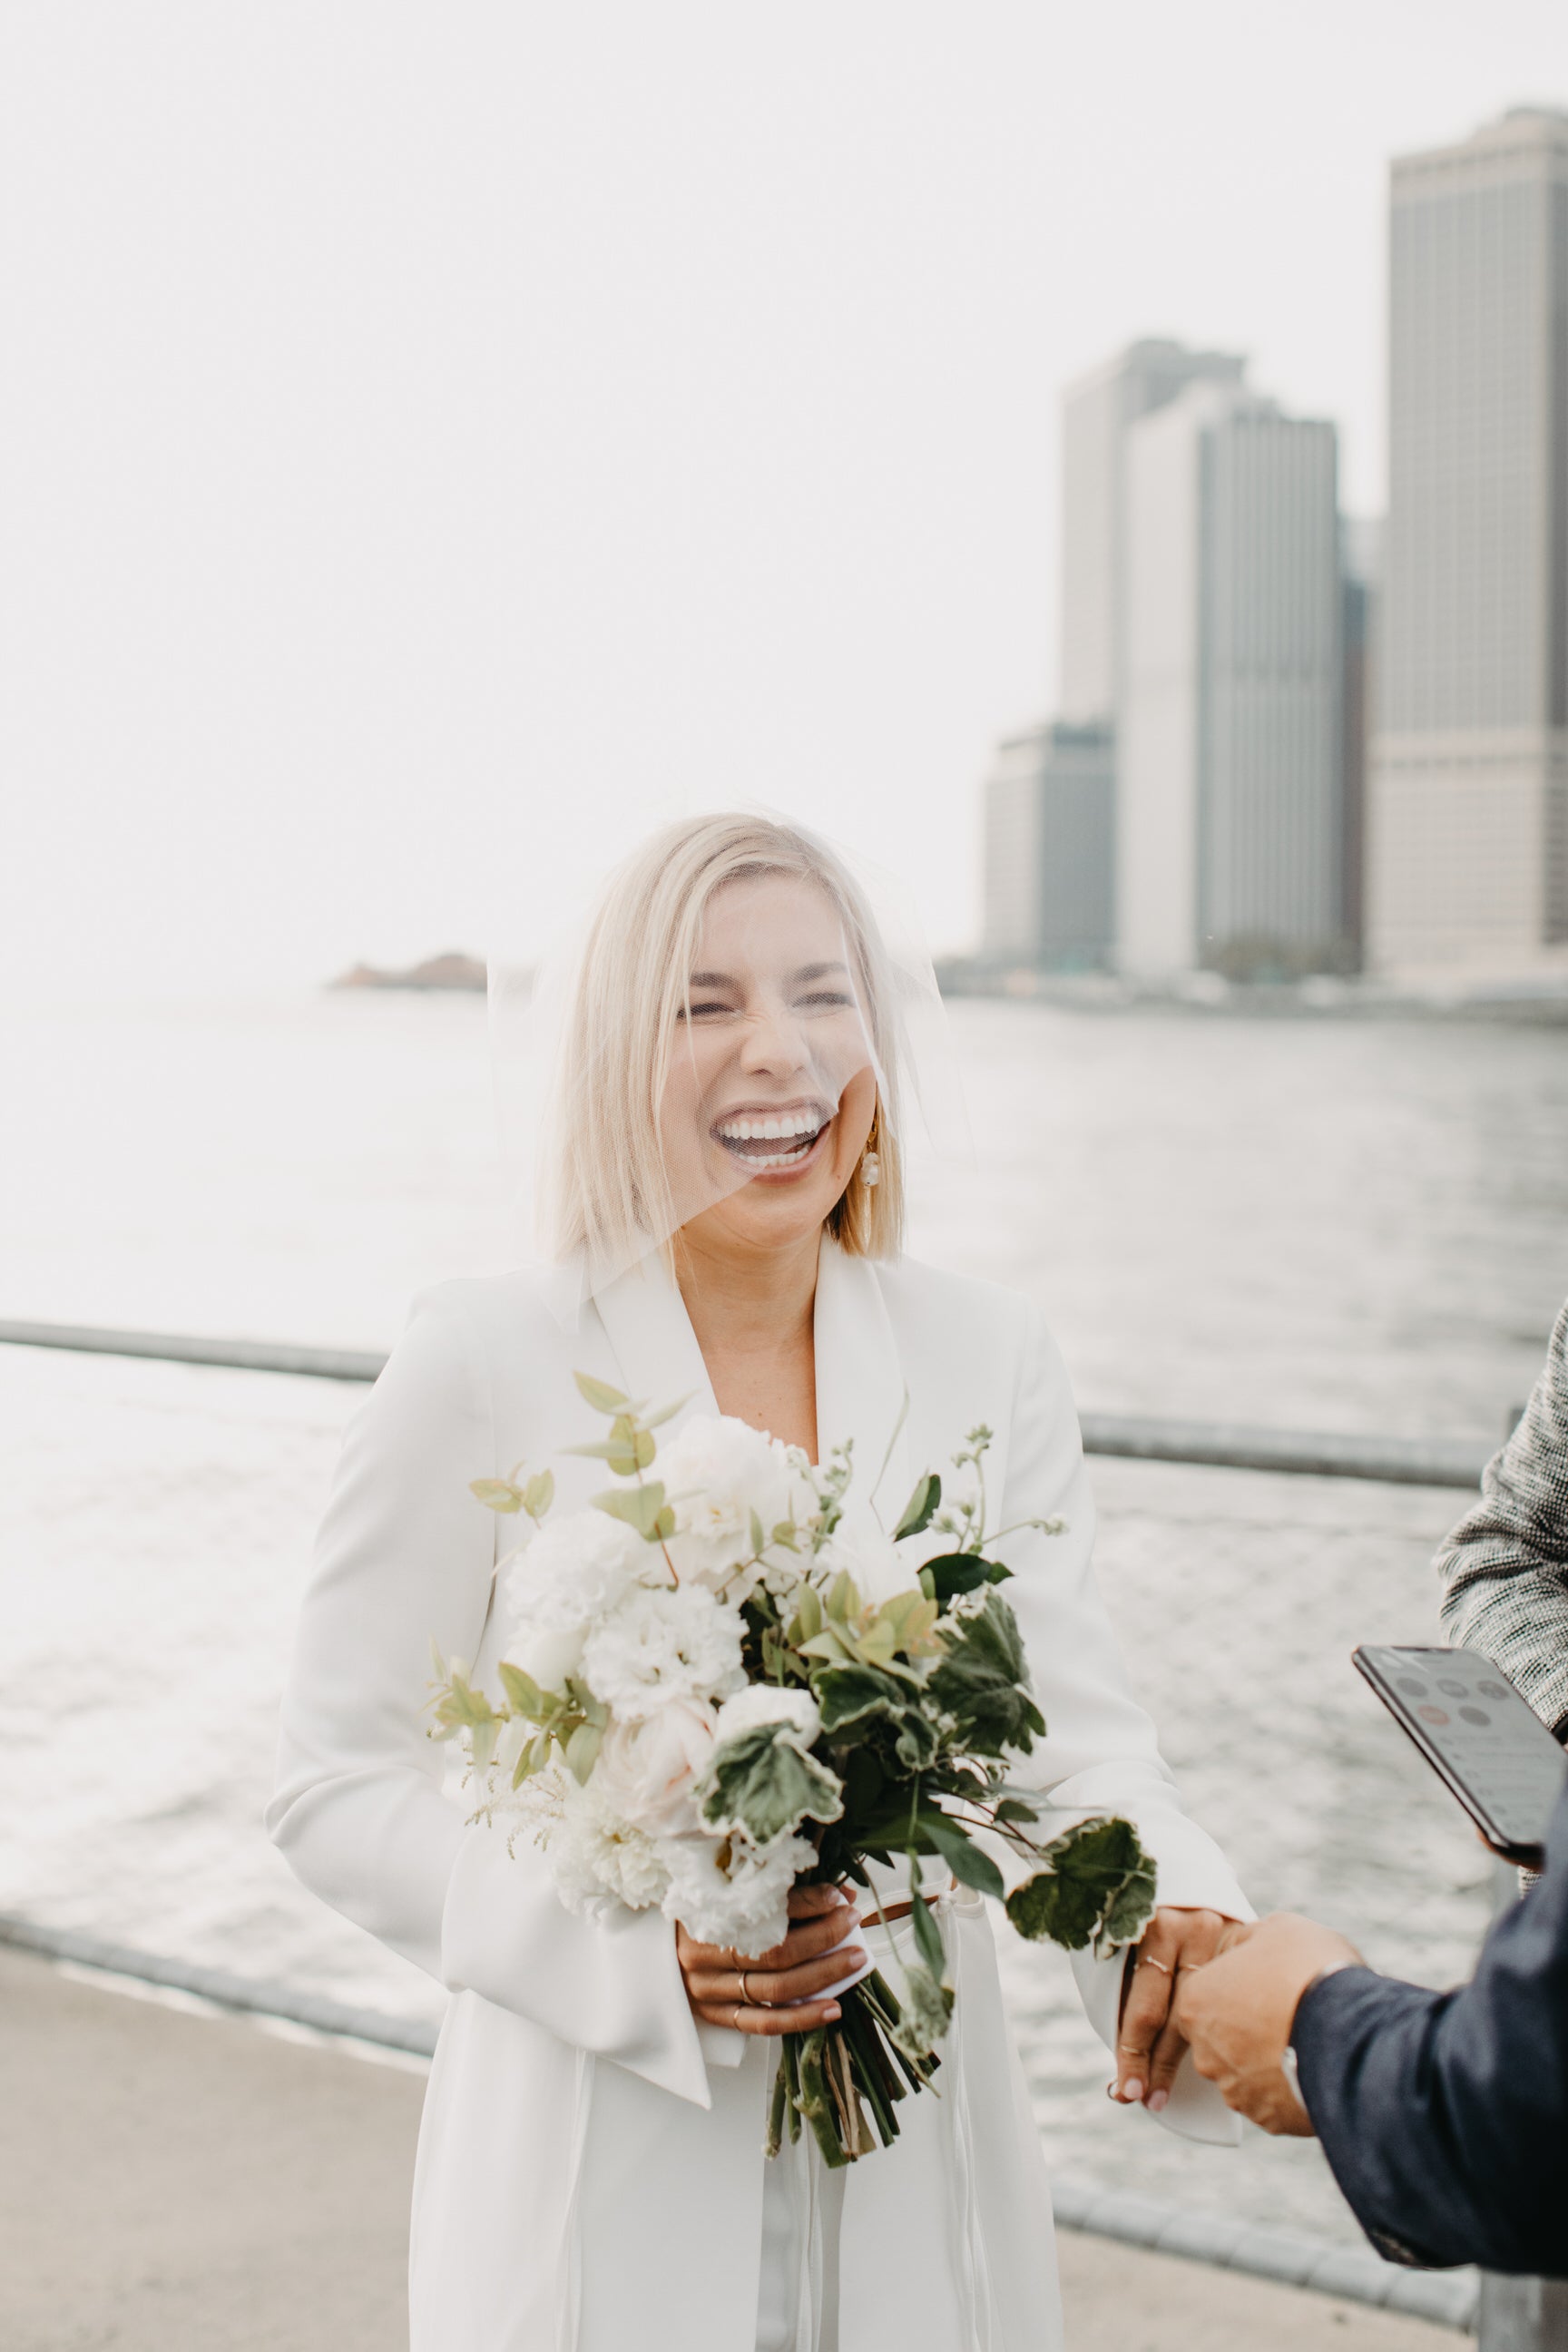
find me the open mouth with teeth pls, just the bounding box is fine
[712,1103,832,1172]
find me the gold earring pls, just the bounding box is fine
[860,1107,881,1189]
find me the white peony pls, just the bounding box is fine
[536,1770,671,1918]
[581,1583,746,1720]
[817,1518,920,1609]
[659,1828,817,1956]
[658,1414,808,1592]
[593,1700,719,1836]
[502,1507,645,1643]
[712,1684,821,1749]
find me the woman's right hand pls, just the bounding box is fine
[677,1883,864,2036]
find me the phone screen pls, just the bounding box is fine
[1354,1645,1567,1862]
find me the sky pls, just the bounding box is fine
[2,2,1565,995]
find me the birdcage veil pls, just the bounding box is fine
[488,810,966,1312]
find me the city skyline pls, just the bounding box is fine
[3,15,1564,999]
[986,99,1568,986]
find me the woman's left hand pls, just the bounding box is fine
[1111,1906,1234,2111]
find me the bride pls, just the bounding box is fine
[269,812,1249,2351]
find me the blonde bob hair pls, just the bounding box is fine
[544,814,904,1274]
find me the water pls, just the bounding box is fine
[3,991,1566,2244]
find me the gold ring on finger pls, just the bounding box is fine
[740,1971,754,2005]
[730,2003,743,2030]
[1135,1955,1172,1975]
[1116,2040,1146,2053]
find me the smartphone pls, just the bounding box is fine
[1352,1645,1567,1868]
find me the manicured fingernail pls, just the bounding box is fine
[1147,2088,1169,2112]
[1122,2077,1143,2103]
[825,2004,841,2021]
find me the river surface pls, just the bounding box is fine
[3,991,1566,2244]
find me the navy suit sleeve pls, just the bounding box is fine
[1290,1787,1568,2274]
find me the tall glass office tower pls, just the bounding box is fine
[1369,106,1568,974]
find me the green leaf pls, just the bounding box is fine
[1004,1816,1157,1955]
[906,1867,946,1979]
[696,1723,844,1846]
[792,1583,823,1643]
[497,1661,546,1716]
[920,1811,1005,1900]
[640,1391,694,1430]
[470,1477,524,1514]
[893,1471,942,1543]
[593,1481,671,1541]
[523,1469,554,1521]
[889,1959,952,2059]
[920,1553,991,1602]
[928,1590,1046,1757]
[564,1721,603,1783]
[993,1796,1039,1826]
[750,1507,766,1559]
[813,1663,908,1735]
[573,1370,631,1414]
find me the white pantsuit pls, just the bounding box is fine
[269,1240,1249,2349]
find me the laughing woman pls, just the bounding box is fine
[268,814,1249,2352]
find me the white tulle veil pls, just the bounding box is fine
[488,811,965,1317]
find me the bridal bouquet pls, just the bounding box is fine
[427,1375,1156,2167]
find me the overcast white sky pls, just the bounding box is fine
[2,2,1564,995]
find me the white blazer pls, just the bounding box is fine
[269,1240,1249,2352]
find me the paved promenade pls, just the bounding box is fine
[0,1948,1463,2351]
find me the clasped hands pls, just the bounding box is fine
[1112,1906,1360,2135]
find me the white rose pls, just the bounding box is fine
[818,1519,919,1609]
[713,1685,821,1749]
[658,1415,807,1589]
[593,1700,719,1836]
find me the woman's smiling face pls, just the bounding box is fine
[661,872,878,1258]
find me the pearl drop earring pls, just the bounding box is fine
[861,1113,881,1188]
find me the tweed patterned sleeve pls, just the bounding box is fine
[1436,1296,1568,1738]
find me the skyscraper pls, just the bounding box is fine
[979,339,1246,967]
[1118,382,1344,975]
[980,720,1113,966]
[1369,106,1568,974]
[1058,338,1248,728]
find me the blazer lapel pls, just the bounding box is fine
[590,1251,720,1430]
[591,1239,913,1533]
[813,1238,914,1528]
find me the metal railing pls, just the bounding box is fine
[0,1318,1497,1489]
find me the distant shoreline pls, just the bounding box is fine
[330,953,486,994]
[327,948,1568,1025]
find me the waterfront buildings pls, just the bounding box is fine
[1119,382,1344,975]
[982,338,1349,976]
[1368,105,1568,975]
[980,720,1114,966]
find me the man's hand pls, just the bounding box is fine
[1173,1912,1362,2135]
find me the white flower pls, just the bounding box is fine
[502,1507,644,1642]
[818,1518,919,1609]
[502,1621,585,1693]
[658,1415,808,1592]
[712,1685,821,1749]
[581,1583,745,1720]
[534,1769,671,1917]
[659,1828,816,1955]
[593,1700,719,1836]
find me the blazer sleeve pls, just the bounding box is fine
[1291,1785,1568,2273]
[266,1286,710,2108]
[995,1298,1252,2143]
[1437,1297,1568,1738]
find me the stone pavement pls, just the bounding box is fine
[0,1948,1464,2351]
